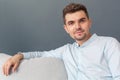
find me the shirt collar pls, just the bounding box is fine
[74,33,98,48]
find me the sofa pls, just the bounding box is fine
[0,53,67,80]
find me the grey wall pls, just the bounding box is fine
[0,0,120,55]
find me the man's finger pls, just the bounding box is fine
[4,64,7,76]
[12,63,19,72]
[2,64,5,75]
[6,63,12,76]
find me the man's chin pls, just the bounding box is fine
[75,35,86,41]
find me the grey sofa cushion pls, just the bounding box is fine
[0,53,67,80]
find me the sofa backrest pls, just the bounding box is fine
[0,53,67,80]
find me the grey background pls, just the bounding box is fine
[0,0,120,55]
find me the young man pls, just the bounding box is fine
[2,3,120,80]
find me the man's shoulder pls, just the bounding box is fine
[53,43,74,50]
[97,35,116,40]
[61,43,75,47]
[97,35,119,43]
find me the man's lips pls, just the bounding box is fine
[75,31,84,34]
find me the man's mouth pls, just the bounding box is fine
[75,30,84,35]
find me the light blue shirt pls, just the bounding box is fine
[22,34,120,80]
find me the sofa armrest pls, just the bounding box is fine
[0,53,67,80]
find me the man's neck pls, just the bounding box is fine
[76,34,92,46]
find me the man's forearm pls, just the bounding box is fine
[14,52,24,61]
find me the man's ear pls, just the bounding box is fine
[64,25,69,34]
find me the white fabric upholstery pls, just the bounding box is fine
[0,53,67,80]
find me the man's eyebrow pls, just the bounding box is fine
[67,20,74,23]
[68,20,74,22]
[79,17,86,20]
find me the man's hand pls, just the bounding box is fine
[2,53,23,76]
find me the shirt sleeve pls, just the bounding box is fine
[104,38,120,80]
[21,45,67,60]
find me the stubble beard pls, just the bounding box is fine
[74,33,87,41]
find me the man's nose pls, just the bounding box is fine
[75,23,81,29]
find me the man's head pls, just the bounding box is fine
[63,3,89,24]
[63,3,92,45]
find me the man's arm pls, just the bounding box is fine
[21,45,67,59]
[105,38,120,80]
[2,44,67,76]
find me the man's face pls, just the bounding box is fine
[64,10,92,43]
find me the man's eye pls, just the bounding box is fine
[80,19,85,23]
[79,18,86,23]
[68,22,74,25]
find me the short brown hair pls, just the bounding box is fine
[63,3,89,24]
